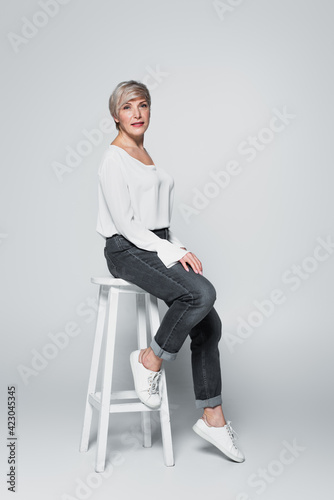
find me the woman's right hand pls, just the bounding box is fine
[179,252,203,275]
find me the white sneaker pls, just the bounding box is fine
[192,416,245,462]
[130,350,162,409]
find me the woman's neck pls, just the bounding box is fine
[113,131,145,150]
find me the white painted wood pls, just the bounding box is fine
[136,294,152,447]
[91,277,146,294]
[80,278,175,471]
[89,393,155,413]
[147,295,175,466]
[79,284,108,452]
[147,294,161,336]
[95,289,119,472]
[136,294,147,349]
[159,369,175,467]
[110,390,138,400]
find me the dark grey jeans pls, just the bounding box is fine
[104,228,222,409]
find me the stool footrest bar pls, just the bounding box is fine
[88,392,156,413]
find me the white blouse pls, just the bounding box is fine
[96,145,189,268]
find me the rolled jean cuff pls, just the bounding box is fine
[150,338,177,361]
[195,394,222,409]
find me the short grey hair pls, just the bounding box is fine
[109,80,151,131]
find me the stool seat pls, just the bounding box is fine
[79,276,174,472]
[91,276,148,293]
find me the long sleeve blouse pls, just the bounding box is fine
[96,145,189,268]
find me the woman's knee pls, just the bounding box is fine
[194,278,217,311]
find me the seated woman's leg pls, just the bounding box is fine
[188,306,223,409]
[104,234,217,362]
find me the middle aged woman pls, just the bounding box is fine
[97,80,245,463]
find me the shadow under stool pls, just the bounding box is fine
[79,276,174,472]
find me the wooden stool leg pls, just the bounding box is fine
[95,289,119,472]
[147,295,175,467]
[159,370,175,466]
[80,285,109,453]
[136,294,151,448]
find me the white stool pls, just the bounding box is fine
[79,277,174,472]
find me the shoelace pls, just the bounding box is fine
[202,415,239,440]
[147,371,161,395]
[225,421,239,449]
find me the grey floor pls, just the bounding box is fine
[2,348,332,500]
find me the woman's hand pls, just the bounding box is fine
[179,249,203,275]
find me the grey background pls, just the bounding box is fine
[1,0,333,498]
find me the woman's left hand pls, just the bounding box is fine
[179,248,203,275]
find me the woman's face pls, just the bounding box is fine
[115,97,150,137]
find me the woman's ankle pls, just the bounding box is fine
[203,406,226,427]
[141,348,162,372]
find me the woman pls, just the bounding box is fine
[96,80,245,463]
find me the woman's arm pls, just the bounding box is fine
[168,229,187,250]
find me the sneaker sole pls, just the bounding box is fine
[192,421,245,463]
